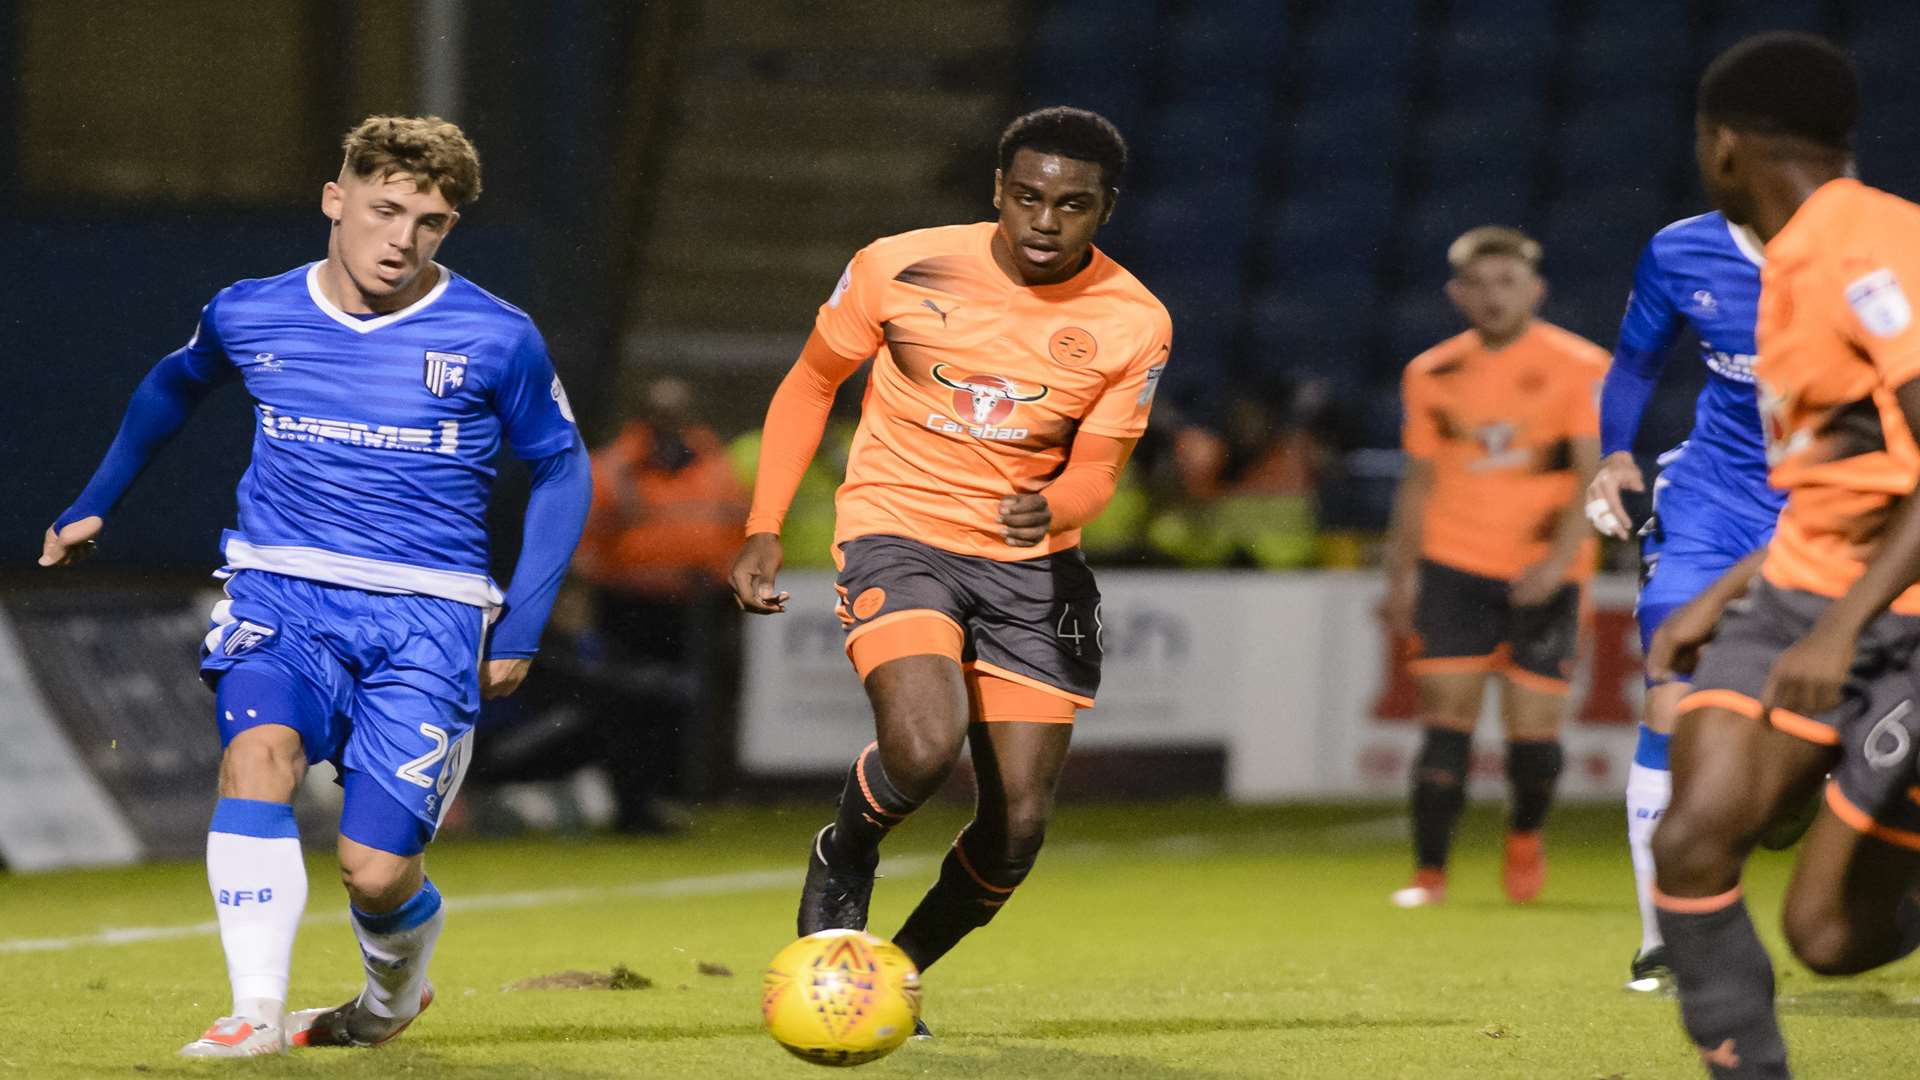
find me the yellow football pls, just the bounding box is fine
[761,930,923,1067]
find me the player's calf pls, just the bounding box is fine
[1400,725,1470,904]
[826,740,940,872]
[893,816,1045,973]
[1502,737,1562,903]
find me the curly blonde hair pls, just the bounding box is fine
[340,115,482,206]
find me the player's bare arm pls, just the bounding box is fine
[1646,547,1766,680]
[1585,450,1645,540]
[1381,457,1433,637]
[1762,378,1920,716]
[1515,435,1602,604]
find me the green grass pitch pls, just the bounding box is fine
[3,801,1916,1078]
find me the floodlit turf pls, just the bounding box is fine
[3,801,1916,1078]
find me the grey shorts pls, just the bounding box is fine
[1683,579,1920,847]
[835,534,1101,706]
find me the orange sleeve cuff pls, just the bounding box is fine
[1044,431,1134,532]
[744,330,866,536]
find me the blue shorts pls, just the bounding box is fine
[1637,476,1774,672]
[200,570,486,855]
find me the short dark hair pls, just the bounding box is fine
[997,107,1129,191]
[1698,32,1857,151]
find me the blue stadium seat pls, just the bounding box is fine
[1432,28,1554,97]
[1298,7,1419,99]
[1256,197,1393,284]
[1139,102,1264,182]
[1541,188,1670,306]
[1243,284,1378,384]
[1160,5,1285,108]
[1023,1,1158,137]
[1413,101,1546,204]
[1385,291,1463,367]
[1550,95,1688,196]
[1130,183,1257,319]
[1280,93,1408,191]
[1699,0,1828,60]
[1446,0,1555,37]
[1563,0,1691,97]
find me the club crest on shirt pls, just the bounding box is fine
[424,351,468,397]
[1846,269,1912,338]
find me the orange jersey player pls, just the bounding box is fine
[727,107,1170,1019]
[1382,225,1607,910]
[1646,33,1920,1079]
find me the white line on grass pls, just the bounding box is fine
[0,813,1401,955]
[0,858,932,956]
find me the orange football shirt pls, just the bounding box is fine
[814,222,1173,560]
[1755,179,1920,613]
[1401,322,1608,582]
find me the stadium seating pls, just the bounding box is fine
[1019,0,1913,477]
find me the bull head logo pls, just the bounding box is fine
[931,364,1048,427]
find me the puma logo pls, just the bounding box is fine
[922,299,952,326]
[1698,1039,1740,1068]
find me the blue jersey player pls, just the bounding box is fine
[38,117,592,1056]
[1584,210,1778,992]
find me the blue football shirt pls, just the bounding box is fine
[1607,211,1782,541]
[183,262,577,606]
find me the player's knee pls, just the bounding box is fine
[1784,916,1874,975]
[878,728,963,798]
[1414,726,1472,789]
[998,795,1052,862]
[1650,803,1745,891]
[1782,897,1884,975]
[338,849,424,913]
[218,728,305,801]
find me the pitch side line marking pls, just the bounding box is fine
[0,816,1399,955]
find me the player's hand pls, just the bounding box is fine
[481,657,532,699]
[999,493,1051,547]
[1511,561,1564,607]
[39,516,103,568]
[729,532,790,614]
[1762,623,1858,721]
[1585,451,1644,541]
[1381,572,1418,639]
[1647,591,1727,682]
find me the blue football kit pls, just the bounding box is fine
[60,262,592,854]
[1601,211,1782,671]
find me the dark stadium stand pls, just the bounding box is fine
[1022,0,1920,449]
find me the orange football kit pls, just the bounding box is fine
[1400,322,1609,688]
[747,222,1172,720]
[1679,178,1920,845]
